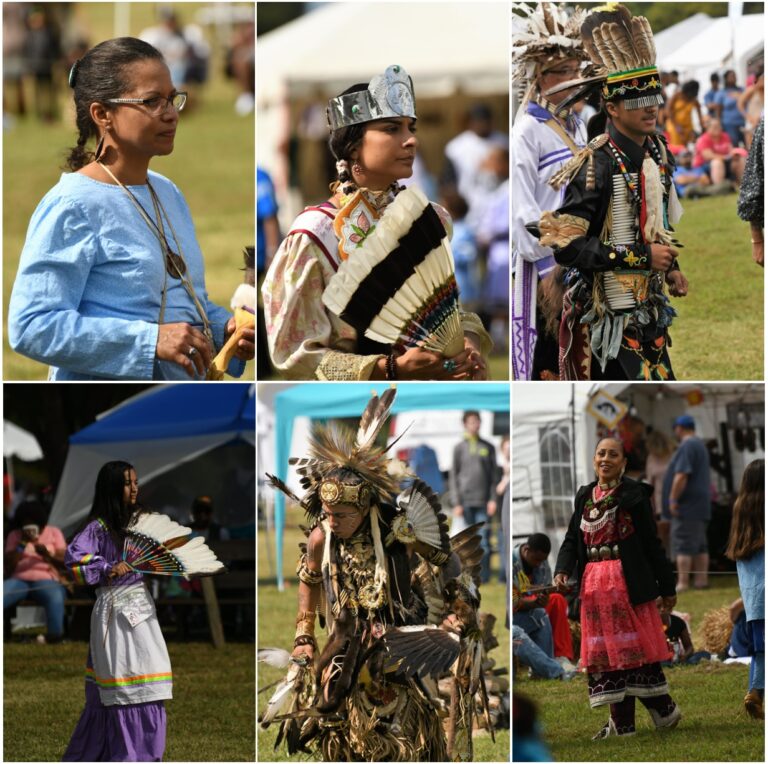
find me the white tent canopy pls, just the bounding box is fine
[3,421,43,461]
[257,2,510,105]
[656,13,764,85]
[49,385,255,535]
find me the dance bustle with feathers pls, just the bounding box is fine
[322,187,464,357]
[122,513,225,578]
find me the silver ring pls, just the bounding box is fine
[188,347,198,358]
[443,359,457,372]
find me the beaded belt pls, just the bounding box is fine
[587,544,620,562]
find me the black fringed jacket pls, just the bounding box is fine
[554,477,676,606]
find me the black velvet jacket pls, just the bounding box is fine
[554,477,676,606]
[554,122,678,274]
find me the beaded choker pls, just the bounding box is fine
[597,478,621,490]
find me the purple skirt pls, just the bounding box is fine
[63,661,166,761]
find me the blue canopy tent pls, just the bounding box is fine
[49,384,255,535]
[271,382,509,589]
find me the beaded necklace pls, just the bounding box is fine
[606,139,640,204]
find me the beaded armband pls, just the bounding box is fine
[297,554,323,586]
[294,610,316,642]
[427,548,450,566]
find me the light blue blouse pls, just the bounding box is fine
[8,171,244,380]
[737,549,765,622]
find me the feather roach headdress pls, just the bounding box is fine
[122,513,225,578]
[322,186,464,358]
[266,387,401,519]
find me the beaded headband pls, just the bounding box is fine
[319,478,372,510]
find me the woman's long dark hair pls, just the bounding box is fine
[86,460,137,548]
[66,37,163,171]
[725,459,765,561]
[327,83,368,191]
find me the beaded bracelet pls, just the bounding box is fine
[385,353,397,380]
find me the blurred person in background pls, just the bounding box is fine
[644,429,675,557]
[24,7,61,123]
[703,71,720,120]
[3,3,28,121]
[257,166,280,376]
[662,415,711,592]
[725,459,764,720]
[664,81,703,149]
[693,118,746,188]
[443,103,508,236]
[451,410,497,583]
[714,69,746,147]
[262,65,491,380]
[738,71,764,150]
[4,500,67,644]
[737,117,764,267]
[227,20,254,116]
[8,37,254,381]
[440,190,481,310]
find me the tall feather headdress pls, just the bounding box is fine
[322,187,464,358]
[266,387,402,519]
[577,3,662,111]
[511,2,588,106]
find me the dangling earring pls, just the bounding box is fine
[352,161,363,175]
[94,134,105,162]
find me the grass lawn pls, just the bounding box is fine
[3,3,254,380]
[257,507,510,761]
[3,641,255,761]
[668,194,763,380]
[515,574,764,761]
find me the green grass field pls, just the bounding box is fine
[516,575,764,761]
[3,641,255,761]
[667,194,763,380]
[3,2,254,380]
[257,507,510,761]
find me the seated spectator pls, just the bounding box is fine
[694,119,746,187]
[672,149,712,198]
[513,533,575,667]
[4,501,67,643]
[513,625,576,681]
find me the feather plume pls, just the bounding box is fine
[605,23,632,71]
[258,647,293,669]
[260,658,313,726]
[123,513,225,578]
[639,16,656,62]
[265,474,305,506]
[356,387,396,451]
[322,184,464,357]
[592,25,619,71]
[642,155,673,245]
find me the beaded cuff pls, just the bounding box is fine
[316,350,385,380]
[297,555,323,586]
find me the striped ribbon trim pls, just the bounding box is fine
[606,66,660,83]
[85,667,173,688]
[69,554,94,585]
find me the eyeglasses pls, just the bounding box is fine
[107,92,187,116]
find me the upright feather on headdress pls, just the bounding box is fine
[581,3,656,73]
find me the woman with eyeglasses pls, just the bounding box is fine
[8,37,254,380]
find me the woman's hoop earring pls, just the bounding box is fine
[94,135,105,162]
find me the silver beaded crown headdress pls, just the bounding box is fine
[327,64,416,131]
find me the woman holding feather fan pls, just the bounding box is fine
[261,388,496,761]
[62,461,171,762]
[262,65,492,380]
